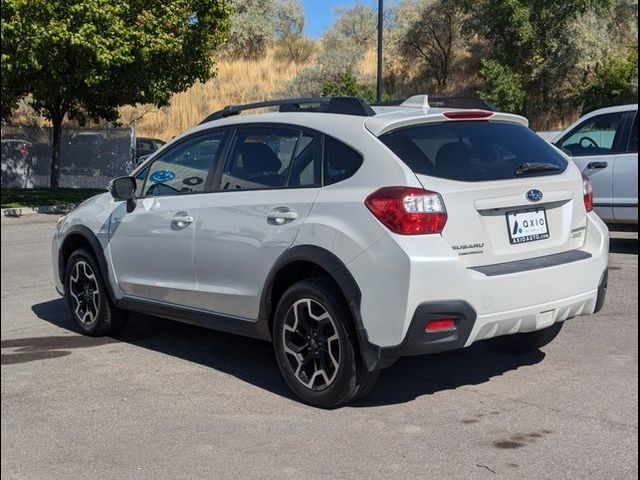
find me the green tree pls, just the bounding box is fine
[1,0,230,187]
[331,4,378,48]
[400,0,466,92]
[274,0,304,38]
[226,0,276,58]
[579,49,639,112]
[274,0,315,62]
[478,60,526,113]
[467,0,613,121]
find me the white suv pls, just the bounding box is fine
[52,96,609,408]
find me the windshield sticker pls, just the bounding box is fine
[150,170,176,183]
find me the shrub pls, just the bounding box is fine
[579,50,639,113]
[322,72,376,103]
[479,59,526,114]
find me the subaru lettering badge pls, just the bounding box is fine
[526,189,543,202]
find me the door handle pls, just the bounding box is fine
[267,207,298,225]
[587,161,608,169]
[172,214,194,228]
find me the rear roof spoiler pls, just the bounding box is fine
[374,96,499,112]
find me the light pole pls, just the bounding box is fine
[376,0,383,103]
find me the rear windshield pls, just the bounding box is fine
[379,121,568,182]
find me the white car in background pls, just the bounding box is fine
[553,104,638,227]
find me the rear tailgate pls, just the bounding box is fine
[377,115,589,268]
[416,170,587,268]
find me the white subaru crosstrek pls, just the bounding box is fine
[52,96,609,408]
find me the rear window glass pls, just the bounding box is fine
[379,122,568,182]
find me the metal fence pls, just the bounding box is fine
[1,124,134,189]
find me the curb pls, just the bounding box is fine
[1,203,79,217]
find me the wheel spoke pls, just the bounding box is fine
[68,260,100,326]
[282,298,341,391]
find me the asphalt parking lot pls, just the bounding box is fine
[1,214,637,479]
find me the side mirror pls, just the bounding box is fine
[110,176,137,213]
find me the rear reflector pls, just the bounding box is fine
[425,318,457,332]
[364,187,447,235]
[443,111,494,120]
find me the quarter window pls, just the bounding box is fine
[143,131,225,197]
[324,136,363,185]
[557,112,626,157]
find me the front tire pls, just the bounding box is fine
[485,322,564,354]
[64,248,127,336]
[273,278,378,408]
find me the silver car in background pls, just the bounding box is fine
[553,104,638,227]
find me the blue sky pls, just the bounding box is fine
[303,1,381,38]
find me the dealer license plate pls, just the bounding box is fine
[506,208,550,244]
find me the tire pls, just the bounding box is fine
[485,322,564,354]
[64,248,128,337]
[272,278,379,408]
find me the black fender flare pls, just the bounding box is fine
[259,245,387,371]
[59,225,117,301]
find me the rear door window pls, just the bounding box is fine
[380,121,568,182]
[220,127,299,191]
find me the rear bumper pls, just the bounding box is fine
[380,301,476,358]
[348,213,609,369]
[369,268,608,367]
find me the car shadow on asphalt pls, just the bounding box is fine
[30,298,545,407]
[609,236,638,255]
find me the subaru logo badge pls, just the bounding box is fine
[526,189,543,202]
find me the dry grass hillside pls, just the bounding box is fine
[120,49,309,140]
[121,48,378,141]
[7,48,376,140]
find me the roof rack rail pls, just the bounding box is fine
[199,97,376,124]
[373,96,499,112]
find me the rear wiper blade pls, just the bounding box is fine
[514,162,562,176]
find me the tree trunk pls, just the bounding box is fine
[50,111,63,188]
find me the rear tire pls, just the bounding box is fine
[273,278,379,408]
[64,248,128,337]
[485,322,564,354]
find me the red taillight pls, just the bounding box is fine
[426,318,457,332]
[364,187,447,235]
[443,110,494,120]
[582,173,593,213]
